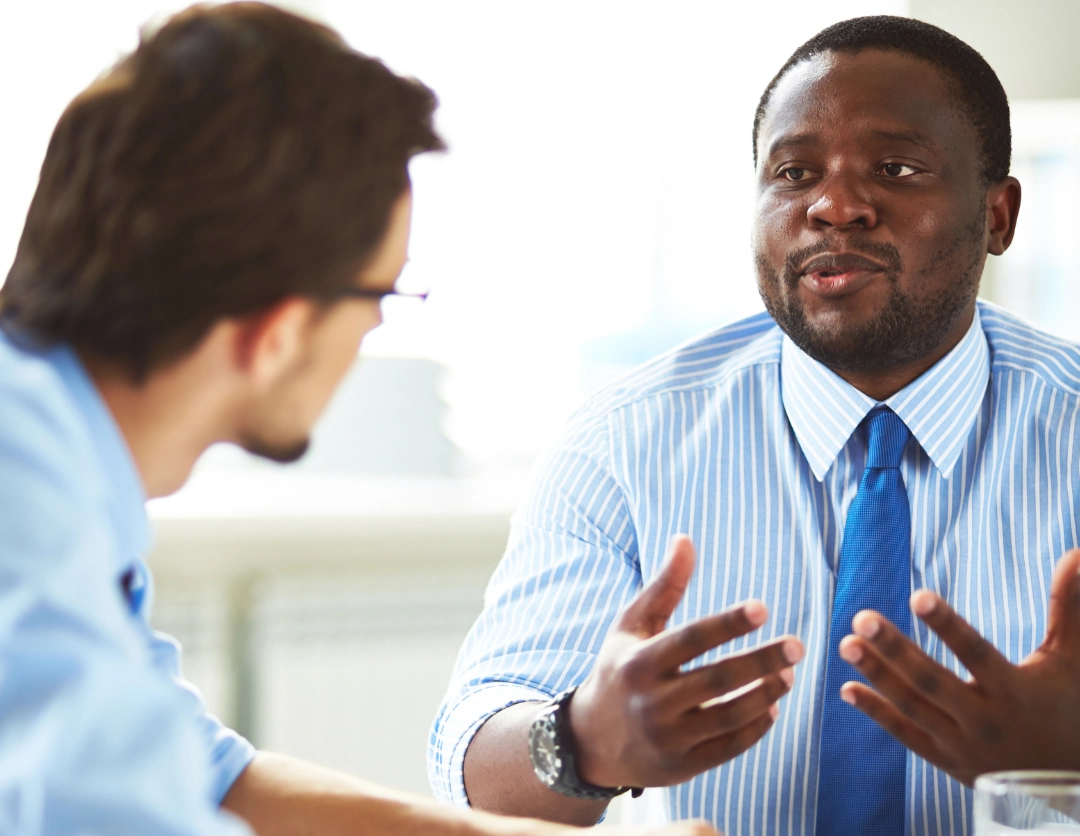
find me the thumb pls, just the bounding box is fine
[1046,548,1080,655]
[618,534,697,638]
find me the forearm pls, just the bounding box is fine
[462,702,609,826]
[222,751,565,836]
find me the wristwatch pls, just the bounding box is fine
[527,686,643,801]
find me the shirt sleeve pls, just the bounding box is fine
[0,412,252,835]
[148,629,256,804]
[427,407,642,805]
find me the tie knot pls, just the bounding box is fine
[864,407,910,469]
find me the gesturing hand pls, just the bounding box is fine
[838,548,1080,787]
[567,535,805,790]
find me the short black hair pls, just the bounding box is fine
[752,15,1011,184]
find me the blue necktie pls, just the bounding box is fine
[816,406,911,836]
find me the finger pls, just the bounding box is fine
[662,636,803,711]
[840,682,949,770]
[839,635,960,740]
[907,592,1012,689]
[645,822,721,836]
[849,611,973,718]
[1045,549,1080,656]
[673,670,794,748]
[682,704,778,776]
[636,599,770,671]
[618,535,697,637]
[638,822,721,836]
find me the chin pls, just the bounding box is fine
[241,436,311,464]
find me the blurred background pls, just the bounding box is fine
[2,0,1079,824]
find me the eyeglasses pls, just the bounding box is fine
[324,287,429,303]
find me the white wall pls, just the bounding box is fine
[911,0,1080,99]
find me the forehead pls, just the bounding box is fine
[757,49,976,165]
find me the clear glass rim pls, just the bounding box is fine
[976,771,1080,796]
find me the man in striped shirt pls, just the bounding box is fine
[430,15,1080,836]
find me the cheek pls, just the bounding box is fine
[895,201,981,285]
[306,309,374,403]
[753,193,804,255]
[910,206,948,240]
[330,309,375,375]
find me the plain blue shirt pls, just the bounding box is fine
[0,329,254,834]
[431,302,1080,836]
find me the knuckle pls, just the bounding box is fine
[896,697,919,720]
[703,664,731,693]
[752,647,777,675]
[748,711,773,737]
[855,651,881,679]
[965,636,991,665]
[767,674,790,700]
[914,670,941,695]
[855,694,878,719]
[882,712,906,736]
[976,720,1004,744]
[677,623,705,654]
[721,608,752,637]
[718,702,748,732]
[620,652,651,687]
[878,633,905,661]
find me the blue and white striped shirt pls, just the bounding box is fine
[429,301,1080,836]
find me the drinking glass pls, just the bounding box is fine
[975,771,1080,833]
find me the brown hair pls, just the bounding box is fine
[0,2,444,380]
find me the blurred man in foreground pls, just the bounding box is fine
[0,4,715,835]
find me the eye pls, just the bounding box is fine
[881,162,918,178]
[780,167,809,182]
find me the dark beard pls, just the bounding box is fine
[241,436,311,464]
[756,214,985,373]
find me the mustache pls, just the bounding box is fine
[782,237,904,285]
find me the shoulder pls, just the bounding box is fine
[573,312,782,426]
[0,330,92,463]
[0,330,102,532]
[978,300,1080,398]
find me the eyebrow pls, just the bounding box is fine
[871,129,937,151]
[765,133,818,159]
[764,128,940,161]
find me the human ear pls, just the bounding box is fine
[233,297,317,388]
[986,176,1022,256]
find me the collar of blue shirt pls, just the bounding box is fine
[780,307,990,482]
[49,340,151,564]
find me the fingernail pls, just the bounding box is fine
[853,614,879,639]
[783,639,804,664]
[780,667,795,687]
[840,685,857,706]
[839,639,863,664]
[911,590,937,617]
[744,600,767,626]
[769,703,780,719]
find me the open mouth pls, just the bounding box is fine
[797,252,888,297]
[801,266,883,297]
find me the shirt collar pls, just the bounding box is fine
[51,344,152,564]
[781,307,990,481]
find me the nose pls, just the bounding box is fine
[806,173,878,230]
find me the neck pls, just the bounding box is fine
[832,305,976,402]
[83,343,237,499]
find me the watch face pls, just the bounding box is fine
[530,715,563,785]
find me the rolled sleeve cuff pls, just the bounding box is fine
[430,683,551,806]
[209,727,257,804]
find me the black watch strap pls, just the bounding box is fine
[527,686,644,801]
